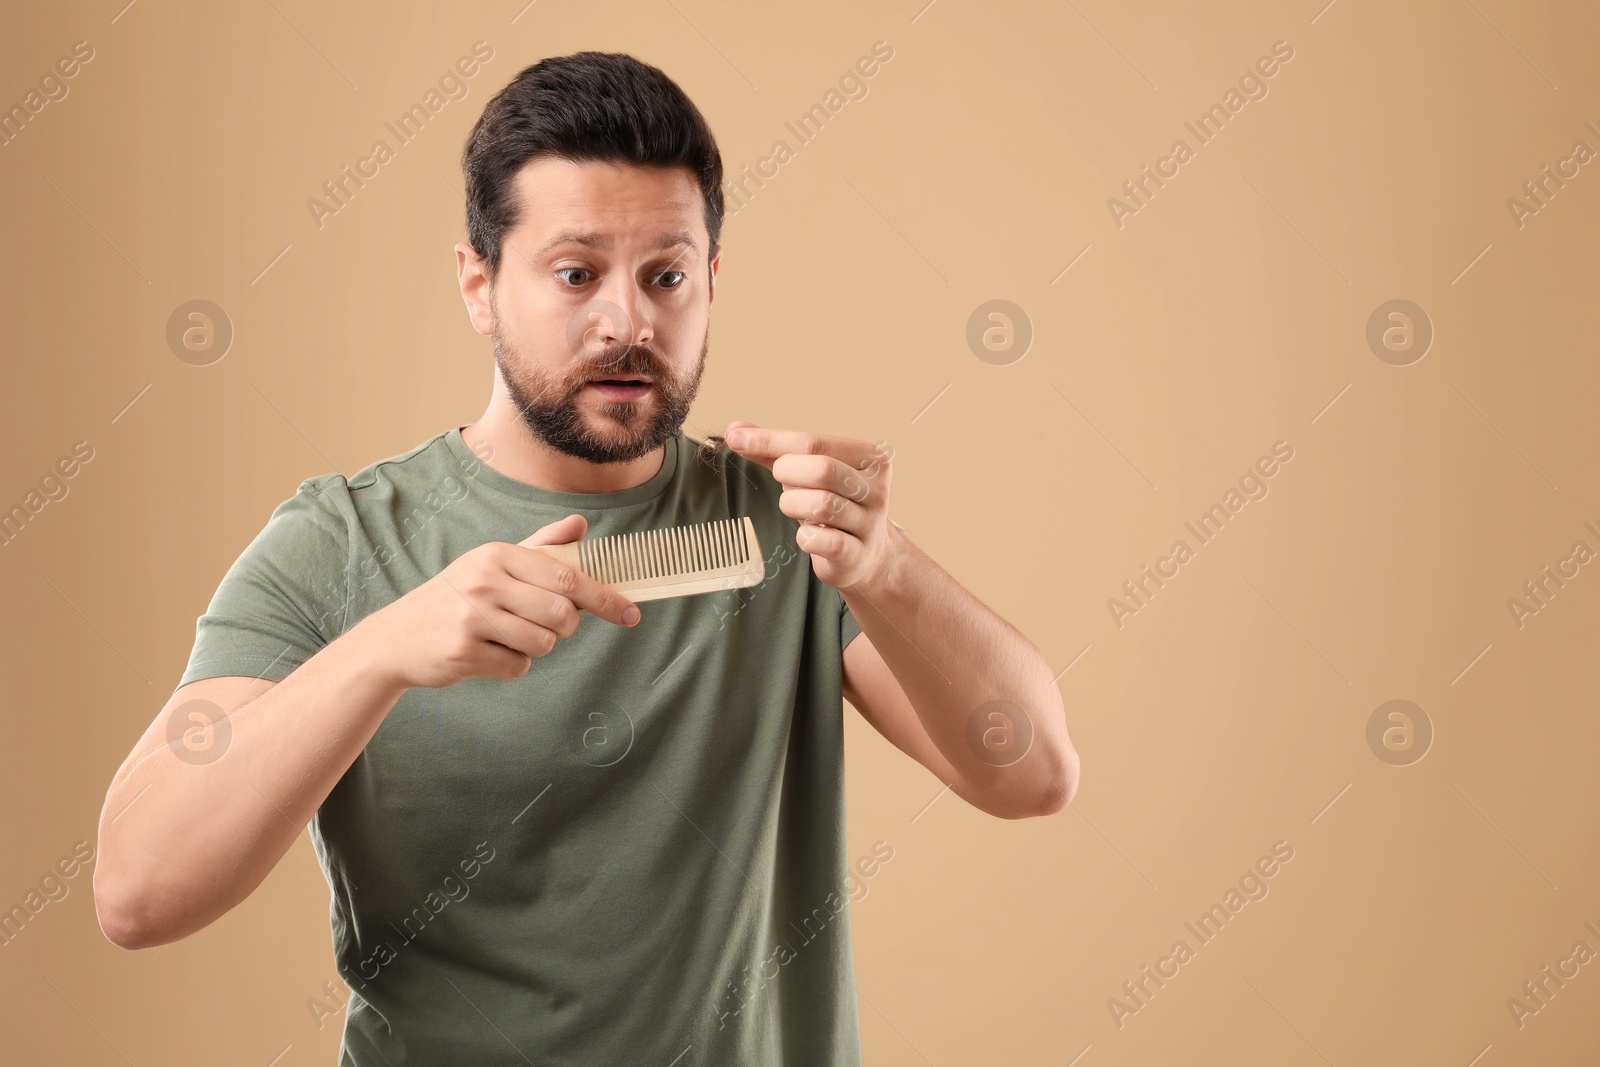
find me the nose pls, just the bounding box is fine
[578,281,654,355]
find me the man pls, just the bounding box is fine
[94,50,1078,1065]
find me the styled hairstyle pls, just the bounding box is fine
[460,51,726,284]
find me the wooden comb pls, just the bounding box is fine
[530,516,766,602]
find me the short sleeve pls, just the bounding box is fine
[177,478,352,691]
[840,591,863,652]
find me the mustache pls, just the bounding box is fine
[573,345,662,382]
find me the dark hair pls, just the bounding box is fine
[461,51,725,284]
[694,432,733,476]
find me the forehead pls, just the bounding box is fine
[507,157,708,252]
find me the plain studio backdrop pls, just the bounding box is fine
[2,0,1599,1064]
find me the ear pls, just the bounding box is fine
[456,240,494,337]
[708,243,721,307]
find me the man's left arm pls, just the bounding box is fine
[723,420,1080,820]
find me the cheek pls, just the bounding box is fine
[653,297,706,340]
[499,302,575,371]
[498,283,559,334]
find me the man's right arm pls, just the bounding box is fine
[93,513,641,950]
[93,634,405,950]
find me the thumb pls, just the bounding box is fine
[519,513,587,548]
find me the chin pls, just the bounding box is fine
[580,410,661,449]
[586,399,651,428]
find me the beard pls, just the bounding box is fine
[493,313,708,465]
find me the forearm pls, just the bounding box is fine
[96,619,406,948]
[842,531,1078,817]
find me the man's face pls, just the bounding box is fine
[476,158,718,465]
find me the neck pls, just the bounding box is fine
[462,382,666,495]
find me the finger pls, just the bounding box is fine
[779,487,867,534]
[519,513,587,548]
[478,607,561,658]
[512,515,641,627]
[487,580,583,640]
[726,426,885,473]
[771,453,883,504]
[499,544,642,628]
[795,521,855,560]
[477,641,533,680]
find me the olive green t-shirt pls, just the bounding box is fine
[179,427,865,1065]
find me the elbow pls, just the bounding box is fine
[97,903,167,952]
[1047,743,1081,812]
[1007,688,1080,819]
[1006,742,1080,820]
[96,905,147,952]
[94,867,167,951]
[1032,780,1075,817]
[94,888,148,951]
[99,918,151,952]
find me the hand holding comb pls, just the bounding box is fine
[528,516,766,602]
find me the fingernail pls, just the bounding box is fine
[624,605,641,625]
[727,431,747,449]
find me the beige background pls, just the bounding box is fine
[2,0,1598,1063]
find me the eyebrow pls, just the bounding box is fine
[536,229,698,258]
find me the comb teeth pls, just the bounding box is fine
[577,516,752,584]
[532,516,767,602]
